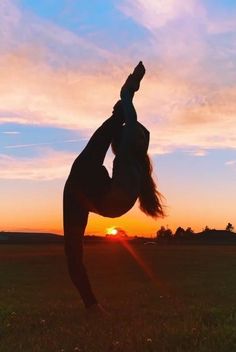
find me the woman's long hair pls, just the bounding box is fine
[111,123,164,218]
[138,154,164,218]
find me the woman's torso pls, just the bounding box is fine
[65,153,143,217]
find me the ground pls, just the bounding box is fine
[1,243,236,352]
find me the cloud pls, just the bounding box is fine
[1,51,236,156]
[0,149,76,180]
[0,51,125,129]
[0,0,114,66]
[118,0,236,81]
[118,0,205,30]
[1,45,236,154]
[118,0,207,68]
[0,1,127,133]
[3,138,86,149]
[1,131,20,134]
[115,0,236,153]
[225,160,236,166]
[0,0,236,159]
[189,150,207,157]
[0,144,116,181]
[207,18,236,35]
[136,72,236,153]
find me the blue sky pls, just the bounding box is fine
[0,0,236,234]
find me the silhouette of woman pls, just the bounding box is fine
[63,62,164,310]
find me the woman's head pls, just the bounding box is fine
[111,120,164,218]
[135,123,150,154]
[111,122,150,156]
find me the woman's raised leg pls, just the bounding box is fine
[118,61,146,154]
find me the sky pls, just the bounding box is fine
[0,0,236,236]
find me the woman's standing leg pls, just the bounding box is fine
[63,187,98,308]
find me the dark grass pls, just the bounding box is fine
[1,243,236,352]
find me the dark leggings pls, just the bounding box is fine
[63,113,131,308]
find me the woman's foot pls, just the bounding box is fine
[131,61,146,91]
[86,303,110,318]
[120,61,146,99]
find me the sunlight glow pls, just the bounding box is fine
[106,227,118,236]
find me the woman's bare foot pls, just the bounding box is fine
[120,61,146,99]
[131,61,146,90]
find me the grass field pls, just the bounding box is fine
[1,242,236,352]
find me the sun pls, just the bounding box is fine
[106,227,118,236]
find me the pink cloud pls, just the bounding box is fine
[0,149,76,180]
[0,0,236,158]
[1,50,236,155]
[225,160,236,166]
[119,0,206,30]
[0,52,126,129]
[0,0,114,65]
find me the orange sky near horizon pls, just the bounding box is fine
[0,173,233,237]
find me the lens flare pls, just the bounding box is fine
[118,238,171,297]
[106,227,118,236]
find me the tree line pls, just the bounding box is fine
[156,223,235,240]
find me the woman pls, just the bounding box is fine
[63,62,164,310]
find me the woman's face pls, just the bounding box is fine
[134,126,149,155]
[111,124,149,156]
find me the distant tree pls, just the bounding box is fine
[164,228,173,239]
[226,223,234,232]
[174,227,185,238]
[185,227,194,238]
[156,226,173,239]
[156,226,166,238]
[203,225,211,232]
